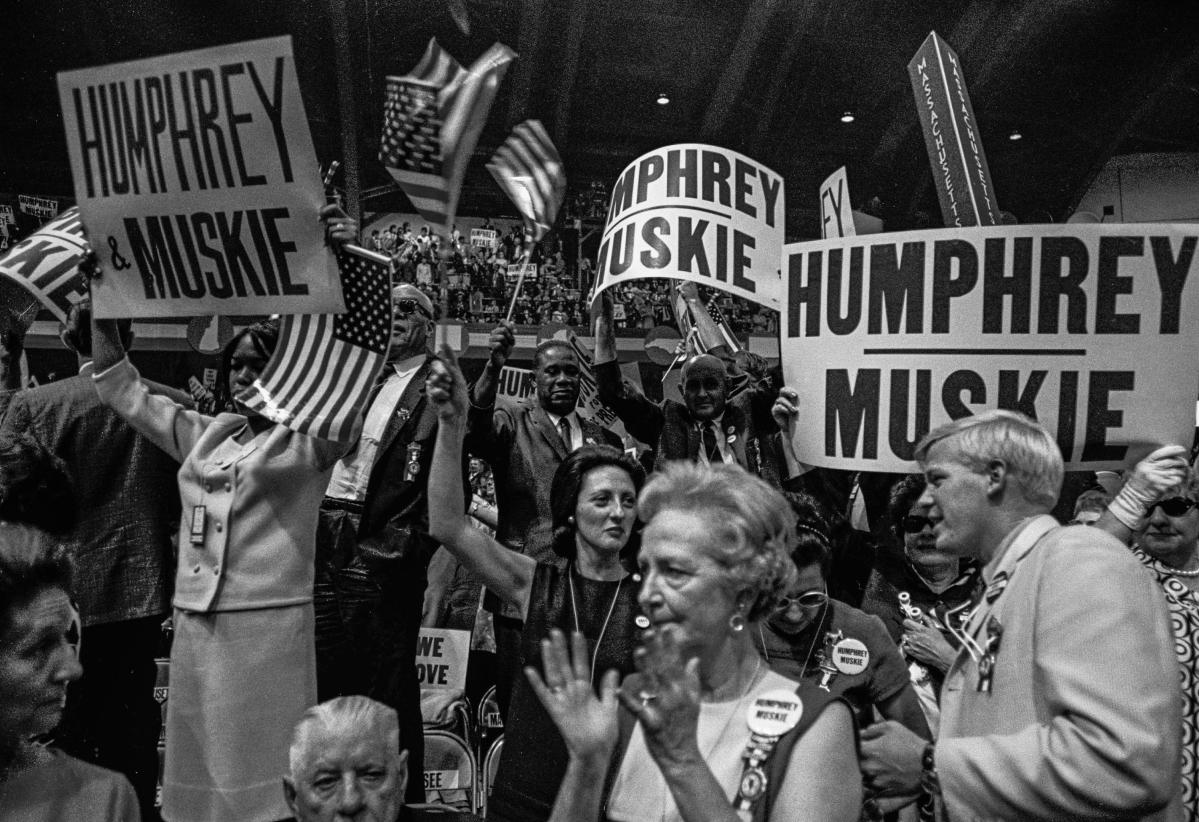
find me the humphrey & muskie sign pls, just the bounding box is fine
[57,36,341,318]
[782,223,1199,472]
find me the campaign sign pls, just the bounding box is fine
[415,628,470,691]
[471,227,498,249]
[18,195,59,219]
[496,365,535,400]
[592,144,784,310]
[0,205,17,225]
[909,32,1000,228]
[506,262,539,282]
[782,223,1199,472]
[820,167,855,240]
[57,36,342,318]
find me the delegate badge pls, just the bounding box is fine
[832,637,870,675]
[746,689,803,737]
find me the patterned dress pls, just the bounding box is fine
[1133,547,1199,820]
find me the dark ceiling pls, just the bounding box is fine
[4,0,1199,240]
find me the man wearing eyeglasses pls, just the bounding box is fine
[313,283,457,804]
[859,410,1184,821]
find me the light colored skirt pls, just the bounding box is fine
[162,604,316,822]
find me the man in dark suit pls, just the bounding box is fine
[592,294,785,485]
[467,326,623,562]
[314,283,464,804]
[0,301,183,822]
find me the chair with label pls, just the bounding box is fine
[423,729,477,814]
[474,684,503,762]
[480,735,504,818]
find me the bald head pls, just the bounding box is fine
[389,285,435,361]
[680,354,730,421]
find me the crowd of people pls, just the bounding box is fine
[0,203,1196,822]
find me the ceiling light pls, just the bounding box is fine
[1009,130,1023,141]
[840,111,855,123]
[656,93,670,106]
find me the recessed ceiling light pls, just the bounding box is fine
[1009,130,1023,141]
[656,93,670,106]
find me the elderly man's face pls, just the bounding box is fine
[284,725,407,822]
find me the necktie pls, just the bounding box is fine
[702,423,721,463]
[557,417,572,451]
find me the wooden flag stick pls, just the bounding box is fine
[504,239,535,323]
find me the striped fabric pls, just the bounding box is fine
[487,119,566,242]
[0,207,89,322]
[381,38,514,230]
[238,247,393,443]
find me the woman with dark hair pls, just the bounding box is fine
[0,523,137,820]
[427,345,644,822]
[754,492,928,749]
[91,311,349,822]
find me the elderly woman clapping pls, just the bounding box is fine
[529,461,861,822]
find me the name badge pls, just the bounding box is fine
[404,443,422,482]
[190,505,207,545]
[832,638,870,675]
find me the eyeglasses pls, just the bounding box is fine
[1147,497,1199,517]
[394,298,431,318]
[775,590,828,612]
[901,515,935,534]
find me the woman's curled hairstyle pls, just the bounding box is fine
[0,522,73,640]
[550,444,646,562]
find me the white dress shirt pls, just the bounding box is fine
[696,413,734,465]
[546,409,585,452]
[326,354,425,501]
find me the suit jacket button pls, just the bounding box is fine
[214,522,223,532]
[213,566,221,576]
[225,483,232,492]
[192,565,202,574]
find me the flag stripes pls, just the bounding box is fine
[487,119,566,242]
[239,249,392,443]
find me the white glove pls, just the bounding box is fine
[1107,444,1190,530]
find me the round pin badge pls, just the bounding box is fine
[634,615,651,629]
[746,689,803,737]
[832,637,870,675]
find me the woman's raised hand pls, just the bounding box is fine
[771,387,800,434]
[618,627,704,770]
[526,629,620,763]
[426,343,469,422]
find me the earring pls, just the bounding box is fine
[728,612,746,633]
[567,515,575,525]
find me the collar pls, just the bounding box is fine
[982,514,1058,586]
[547,408,581,430]
[696,412,725,432]
[77,360,95,377]
[389,353,427,378]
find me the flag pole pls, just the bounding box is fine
[504,236,535,323]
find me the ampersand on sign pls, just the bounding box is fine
[108,236,131,270]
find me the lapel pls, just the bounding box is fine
[377,359,432,457]
[530,402,568,460]
[577,416,605,448]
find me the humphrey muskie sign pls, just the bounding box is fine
[591,144,784,310]
[57,36,341,318]
[782,223,1199,472]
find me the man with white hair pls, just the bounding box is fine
[284,696,476,822]
[859,410,1184,821]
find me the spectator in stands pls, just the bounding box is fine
[529,460,861,822]
[284,696,474,822]
[1068,484,1111,525]
[595,295,784,484]
[754,492,929,740]
[427,344,642,821]
[0,522,139,821]
[314,282,460,804]
[1,299,185,821]
[89,208,356,822]
[860,411,1182,820]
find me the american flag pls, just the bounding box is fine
[381,38,514,229]
[487,120,566,242]
[673,289,743,354]
[238,247,393,443]
[0,207,89,323]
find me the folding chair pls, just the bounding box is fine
[481,735,504,818]
[423,729,478,814]
[423,692,474,750]
[475,684,503,762]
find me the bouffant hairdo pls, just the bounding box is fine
[550,445,646,562]
[213,319,280,412]
[637,460,798,622]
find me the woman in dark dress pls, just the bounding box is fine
[426,345,644,822]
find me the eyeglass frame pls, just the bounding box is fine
[393,297,433,319]
[1146,497,1199,518]
[774,586,828,612]
[901,515,935,534]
